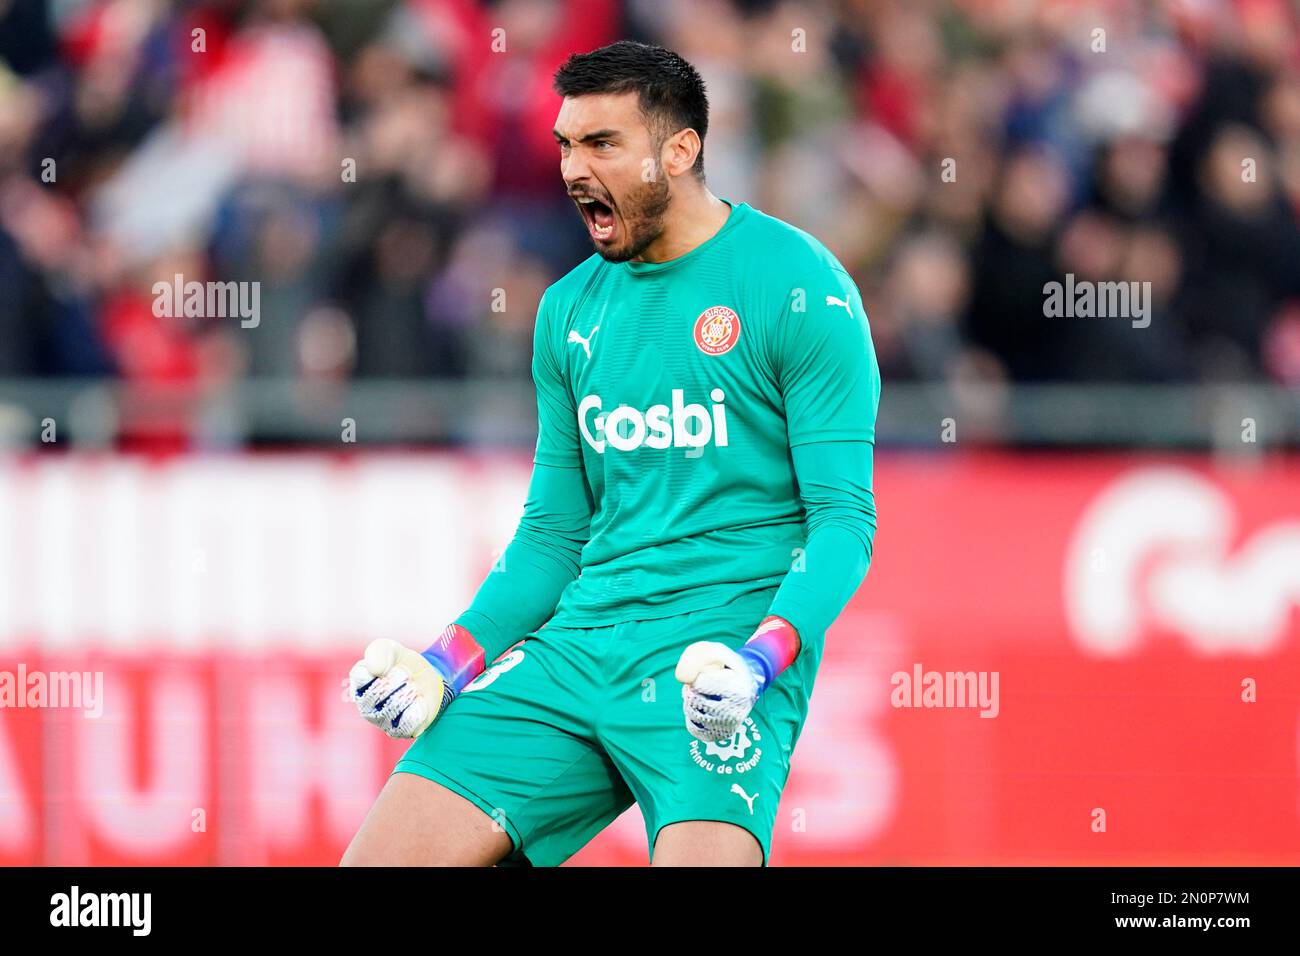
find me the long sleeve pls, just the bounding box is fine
[766,439,876,645]
[765,261,881,647]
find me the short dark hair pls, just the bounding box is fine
[553,41,709,178]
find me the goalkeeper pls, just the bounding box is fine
[342,41,879,867]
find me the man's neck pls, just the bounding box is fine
[633,187,732,264]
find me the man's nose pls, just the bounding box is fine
[561,149,590,186]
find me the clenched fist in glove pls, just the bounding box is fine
[349,625,485,739]
[675,616,801,743]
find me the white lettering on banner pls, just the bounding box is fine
[0,460,514,652]
[248,672,380,857]
[80,669,206,856]
[1065,467,1300,656]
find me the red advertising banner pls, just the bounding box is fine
[0,453,1297,865]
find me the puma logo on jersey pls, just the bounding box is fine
[730,783,758,814]
[578,389,728,454]
[825,294,854,318]
[567,325,599,359]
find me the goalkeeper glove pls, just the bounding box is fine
[676,615,800,743]
[349,624,486,739]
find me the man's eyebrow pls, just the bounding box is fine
[552,128,621,143]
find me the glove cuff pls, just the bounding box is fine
[422,624,487,700]
[739,616,801,695]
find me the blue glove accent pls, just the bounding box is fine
[737,645,772,697]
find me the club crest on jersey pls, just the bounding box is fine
[693,306,741,355]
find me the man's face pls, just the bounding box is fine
[553,92,672,262]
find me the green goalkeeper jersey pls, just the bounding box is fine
[531,199,880,628]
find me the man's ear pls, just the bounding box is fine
[661,128,702,179]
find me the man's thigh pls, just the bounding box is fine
[363,630,635,866]
[341,772,511,866]
[652,820,763,866]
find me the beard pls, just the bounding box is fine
[592,176,672,263]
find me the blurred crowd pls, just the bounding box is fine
[2,0,1300,419]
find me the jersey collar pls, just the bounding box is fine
[622,199,748,276]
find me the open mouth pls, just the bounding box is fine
[574,194,617,243]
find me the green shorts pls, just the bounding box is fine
[393,586,816,866]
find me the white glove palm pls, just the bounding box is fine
[349,639,449,739]
[676,641,759,743]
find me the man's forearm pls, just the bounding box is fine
[448,461,592,663]
[767,523,872,645]
[453,538,582,661]
[764,440,876,668]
